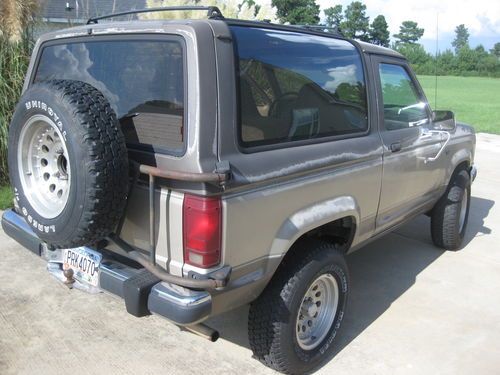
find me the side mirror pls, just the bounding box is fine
[432,110,456,131]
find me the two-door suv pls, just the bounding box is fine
[2,6,476,374]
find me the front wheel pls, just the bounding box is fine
[431,169,471,250]
[248,240,349,374]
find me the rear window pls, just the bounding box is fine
[34,38,185,154]
[231,26,368,148]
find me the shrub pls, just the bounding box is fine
[0,33,33,184]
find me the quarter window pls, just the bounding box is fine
[231,26,368,147]
[378,63,429,131]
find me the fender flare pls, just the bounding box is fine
[446,148,472,186]
[268,196,360,257]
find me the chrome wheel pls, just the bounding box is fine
[459,190,468,232]
[17,115,71,219]
[296,273,339,350]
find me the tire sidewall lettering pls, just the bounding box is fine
[24,100,66,140]
[20,205,56,234]
[11,95,74,237]
[14,99,69,234]
[8,80,128,248]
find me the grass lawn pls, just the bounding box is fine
[418,75,500,134]
[0,185,13,210]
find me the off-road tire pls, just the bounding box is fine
[431,169,471,250]
[8,80,128,248]
[248,239,349,374]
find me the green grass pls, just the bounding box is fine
[0,185,13,210]
[418,75,500,134]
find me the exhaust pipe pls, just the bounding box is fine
[183,323,219,342]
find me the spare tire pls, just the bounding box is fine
[8,80,129,248]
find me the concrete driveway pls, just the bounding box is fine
[1,133,499,375]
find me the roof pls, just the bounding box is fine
[357,41,404,59]
[37,10,404,59]
[41,0,146,22]
[225,19,404,59]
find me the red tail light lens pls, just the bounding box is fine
[183,194,222,268]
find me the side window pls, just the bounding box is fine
[378,63,429,131]
[231,26,368,148]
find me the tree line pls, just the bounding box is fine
[272,0,500,78]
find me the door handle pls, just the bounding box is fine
[420,129,434,140]
[390,142,402,152]
[418,131,451,163]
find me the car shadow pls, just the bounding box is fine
[206,196,494,364]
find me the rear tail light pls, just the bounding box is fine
[183,194,222,268]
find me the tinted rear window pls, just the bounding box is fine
[231,26,368,148]
[34,38,185,154]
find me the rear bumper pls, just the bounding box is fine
[1,209,211,325]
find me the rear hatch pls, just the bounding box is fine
[31,34,188,274]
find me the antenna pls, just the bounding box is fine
[434,13,439,109]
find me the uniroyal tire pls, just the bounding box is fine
[431,169,471,250]
[248,239,349,374]
[8,80,128,248]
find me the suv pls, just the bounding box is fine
[2,7,476,374]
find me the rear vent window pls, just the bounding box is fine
[34,38,185,155]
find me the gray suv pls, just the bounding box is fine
[2,6,476,374]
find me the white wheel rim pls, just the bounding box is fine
[296,273,339,351]
[17,114,71,219]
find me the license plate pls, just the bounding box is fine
[63,247,102,287]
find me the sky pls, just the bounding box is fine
[266,0,500,52]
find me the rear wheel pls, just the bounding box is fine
[248,240,349,374]
[431,169,471,250]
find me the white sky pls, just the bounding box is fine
[260,0,500,50]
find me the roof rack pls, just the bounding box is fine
[86,6,224,25]
[292,24,342,36]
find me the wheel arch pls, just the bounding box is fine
[269,196,359,260]
[446,149,472,186]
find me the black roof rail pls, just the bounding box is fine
[292,24,342,36]
[86,6,224,25]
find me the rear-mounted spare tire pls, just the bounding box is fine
[8,80,129,248]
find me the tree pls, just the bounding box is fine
[456,45,478,72]
[144,0,276,22]
[491,42,500,58]
[393,21,424,45]
[369,15,389,47]
[396,43,431,68]
[340,1,370,41]
[272,0,320,25]
[324,5,343,30]
[451,24,469,54]
[437,49,458,74]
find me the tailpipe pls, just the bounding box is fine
[183,323,219,342]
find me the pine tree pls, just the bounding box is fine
[272,0,320,25]
[452,24,470,54]
[369,15,390,47]
[393,21,424,45]
[324,5,343,30]
[340,1,370,41]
